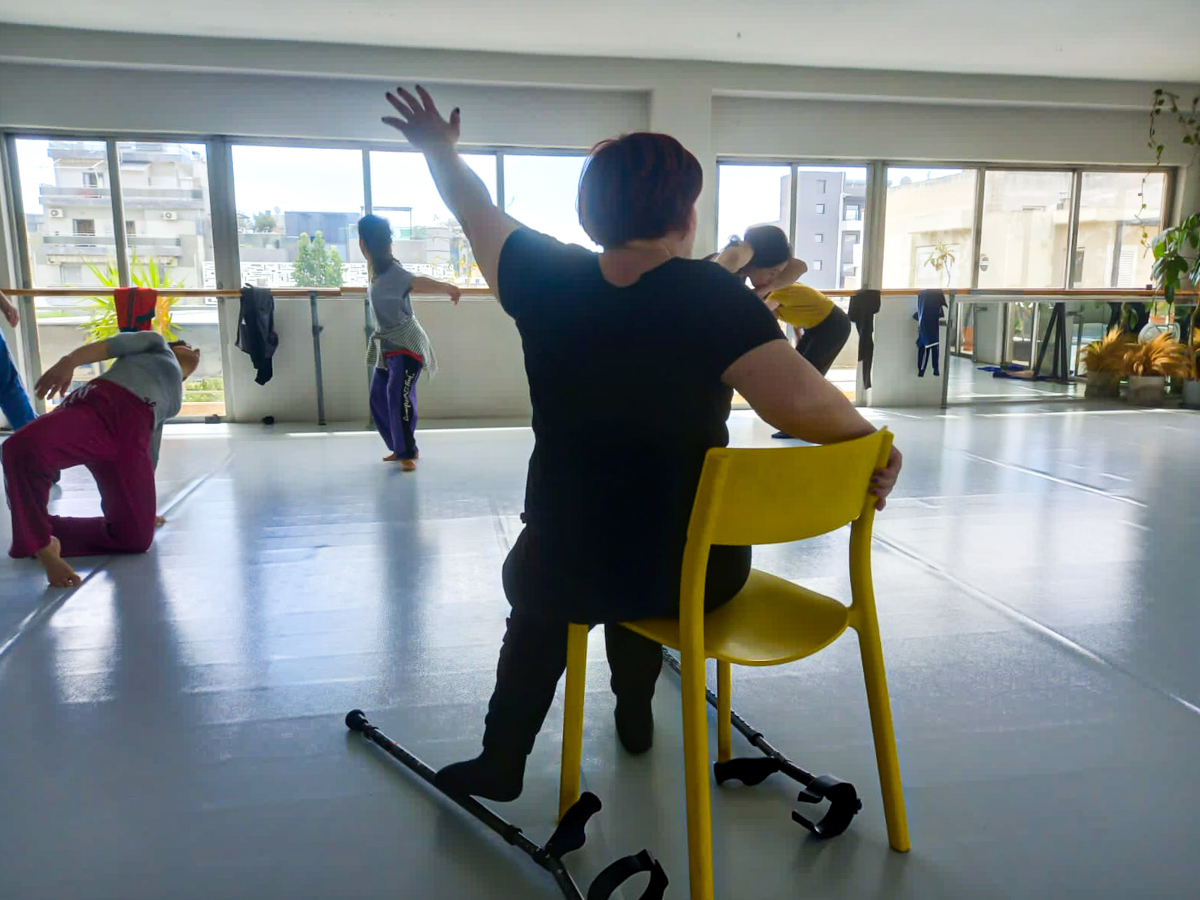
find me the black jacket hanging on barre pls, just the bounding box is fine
[236,285,278,385]
[848,289,881,389]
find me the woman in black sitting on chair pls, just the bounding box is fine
[381,86,903,801]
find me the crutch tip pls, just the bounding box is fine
[345,709,370,732]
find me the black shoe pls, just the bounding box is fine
[434,751,526,802]
[614,702,654,755]
[771,431,794,440]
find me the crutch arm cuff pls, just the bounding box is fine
[586,849,668,900]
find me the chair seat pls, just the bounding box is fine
[623,568,851,666]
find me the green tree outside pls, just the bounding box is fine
[252,211,276,232]
[292,231,344,288]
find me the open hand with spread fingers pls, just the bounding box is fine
[35,358,77,401]
[382,85,461,152]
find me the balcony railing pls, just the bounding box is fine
[42,235,183,248]
[39,185,204,202]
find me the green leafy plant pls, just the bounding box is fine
[252,211,276,233]
[1145,89,1200,373]
[86,254,185,342]
[1149,90,1200,166]
[292,231,344,288]
[1152,212,1200,303]
[923,242,956,288]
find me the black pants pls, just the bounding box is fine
[482,539,751,757]
[795,305,852,376]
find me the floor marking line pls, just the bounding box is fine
[0,567,105,662]
[960,450,1147,508]
[872,531,1200,719]
[157,455,232,517]
[0,454,231,664]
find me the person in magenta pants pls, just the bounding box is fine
[2,331,200,587]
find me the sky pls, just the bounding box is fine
[233,146,597,247]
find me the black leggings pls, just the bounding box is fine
[796,305,852,376]
[481,540,751,757]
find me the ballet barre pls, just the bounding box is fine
[1,286,493,426]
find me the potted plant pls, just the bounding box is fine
[1080,328,1131,398]
[1185,328,1200,409]
[1148,90,1200,406]
[1123,332,1193,405]
[924,241,956,288]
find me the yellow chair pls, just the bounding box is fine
[557,429,908,900]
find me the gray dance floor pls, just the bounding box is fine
[1,406,1197,899]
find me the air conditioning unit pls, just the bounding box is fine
[48,208,64,218]
[162,211,178,221]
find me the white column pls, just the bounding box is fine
[650,82,716,257]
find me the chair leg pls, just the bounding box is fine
[680,649,716,900]
[855,624,911,852]
[558,623,589,822]
[716,660,732,763]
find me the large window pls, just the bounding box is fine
[716,164,791,251]
[369,151,496,287]
[1072,171,1168,288]
[15,138,224,416]
[232,145,365,290]
[501,154,595,249]
[716,162,868,291]
[117,141,221,416]
[14,139,225,417]
[17,139,117,291]
[882,167,978,290]
[977,170,1074,290]
[796,166,867,291]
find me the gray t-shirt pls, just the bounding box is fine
[368,262,416,331]
[99,332,182,467]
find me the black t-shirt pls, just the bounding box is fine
[497,228,784,621]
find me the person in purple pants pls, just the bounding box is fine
[359,214,460,470]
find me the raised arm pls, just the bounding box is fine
[35,339,114,400]
[722,340,902,509]
[383,86,520,292]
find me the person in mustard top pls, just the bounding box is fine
[716,225,852,437]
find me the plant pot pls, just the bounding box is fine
[1084,371,1122,399]
[1128,375,1166,406]
[1183,378,1200,409]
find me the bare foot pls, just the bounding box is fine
[155,515,167,527]
[400,458,417,472]
[35,537,82,588]
[382,453,399,462]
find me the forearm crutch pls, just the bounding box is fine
[660,650,862,838]
[345,710,669,900]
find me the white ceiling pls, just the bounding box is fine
[2,0,1198,82]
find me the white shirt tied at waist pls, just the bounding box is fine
[366,317,438,377]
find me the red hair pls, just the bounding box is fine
[577,132,702,248]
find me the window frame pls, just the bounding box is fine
[717,155,1178,294]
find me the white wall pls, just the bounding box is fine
[714,97,1171,166]
[2,25,1198,420]
[0,64,648,150]
[223,295,530,424]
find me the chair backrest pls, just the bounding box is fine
[686,429,892,549]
